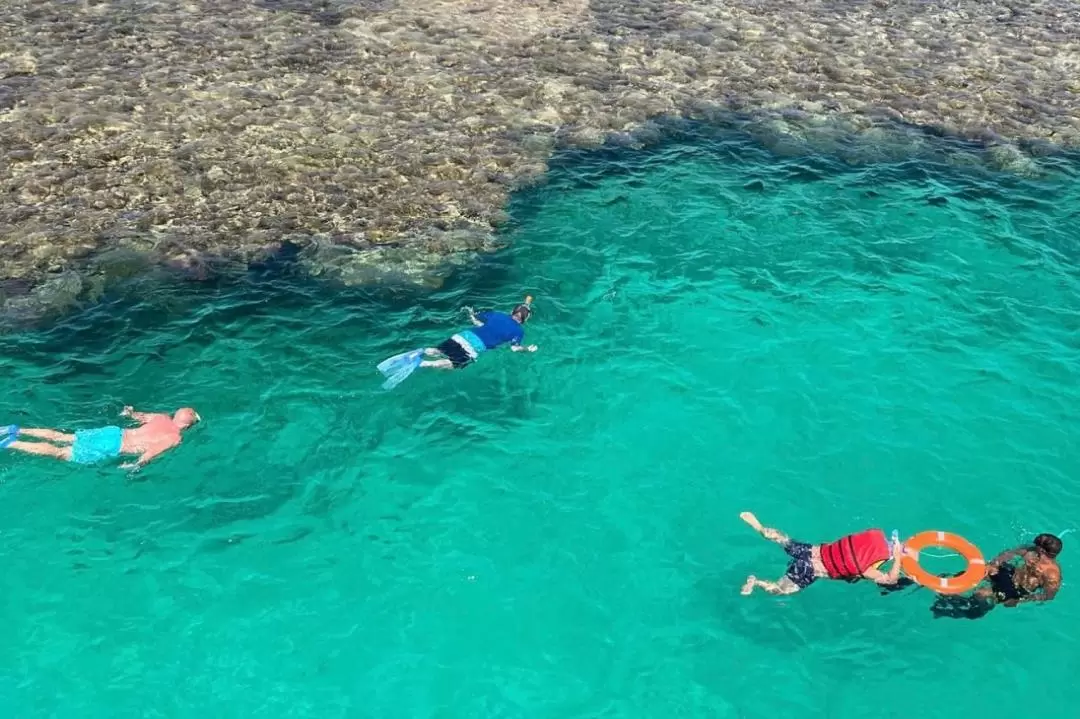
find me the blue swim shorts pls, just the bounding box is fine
[70,426,124,465]
[783,540,818,589]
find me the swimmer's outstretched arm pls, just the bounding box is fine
[463,307,483,327]
[119,443,173,471]
[864,565,901,585]
[121,406,168,425]
[986,546,1026,573]
[1030,578,1060,602]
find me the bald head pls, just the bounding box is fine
[173,407,201,430]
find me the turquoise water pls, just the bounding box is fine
[3,124,1080,718]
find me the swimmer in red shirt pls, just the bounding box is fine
[739,511,905,595]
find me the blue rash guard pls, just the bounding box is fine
[471,311,524,350]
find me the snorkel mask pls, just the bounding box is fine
[512,295,533,322]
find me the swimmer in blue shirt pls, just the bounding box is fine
[375,296,538,389]
[420,298,537,371]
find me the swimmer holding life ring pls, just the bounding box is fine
[739,512,906,596]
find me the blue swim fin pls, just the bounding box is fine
[377,349,424,390]
[0,425,17,449]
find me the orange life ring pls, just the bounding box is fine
[900,531,986,594]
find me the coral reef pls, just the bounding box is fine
[1,0,1077,317]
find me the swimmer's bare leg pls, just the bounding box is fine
[419,347,454,369]
[740,511,790,545]
[7,441,71,461]
[741,574,800,596]
[18,428,75,444]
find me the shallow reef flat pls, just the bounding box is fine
[0,0,1078,319]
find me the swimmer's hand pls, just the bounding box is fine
[986,563,1000,576]
[890,538,906,567]
[511,344,538,353]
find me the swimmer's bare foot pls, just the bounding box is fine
[741,511,789,544]
[741,575,757,596]
[740,512,763,532]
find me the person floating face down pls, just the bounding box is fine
[420,301,538,371]
[739,511,905,596]
[930,533,1063,619]
[1,405,200,471]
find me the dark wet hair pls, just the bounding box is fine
[1034,533,1063,558]
[511,304,532,322]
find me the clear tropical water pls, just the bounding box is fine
[3,124,1080,718]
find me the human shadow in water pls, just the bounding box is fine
[878,574,994,619]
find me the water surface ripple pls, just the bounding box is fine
[2,129,1080,717]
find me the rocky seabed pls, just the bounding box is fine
[1,0,1077,321]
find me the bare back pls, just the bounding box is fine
[1015,550,1061,597]
[121,415,182,456]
